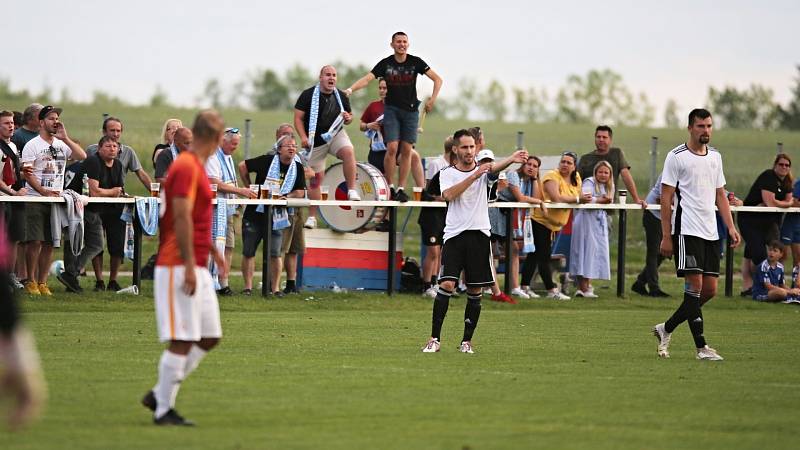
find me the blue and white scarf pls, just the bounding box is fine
[120,205,135,261]
[216,149,238,217]
[135,197,159,236]
[256,155,296,230]
[209,197,228,289]
[364,114,386,151]
[301,84,345,160]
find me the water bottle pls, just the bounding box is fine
[82,174,89,195]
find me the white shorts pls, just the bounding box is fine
[308,130,353,173]
[154,266,222,343]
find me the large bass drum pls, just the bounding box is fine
[319,162,389,232]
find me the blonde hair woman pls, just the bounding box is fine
[570,160,614,297]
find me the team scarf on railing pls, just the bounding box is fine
[216,149,238,217]
[301,84,345,160]
[135,197,159,236]
[120,205,136,261]
[209,197,228,289]
[364,114,386,151]
[255,154,295,230]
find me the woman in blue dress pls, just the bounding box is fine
[570,161,613,297]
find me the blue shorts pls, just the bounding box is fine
[781,214,800,244]
[383,104,419,144]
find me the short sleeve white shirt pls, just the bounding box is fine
[661,144,725,240]
[439,165,491,242]
[21,136,73,196]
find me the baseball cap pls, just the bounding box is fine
[477,149,495,162]
[38,105,63,120]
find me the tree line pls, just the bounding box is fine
[2,64,799,130]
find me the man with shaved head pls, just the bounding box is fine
[294,65,360,229]
[154,127,193,184]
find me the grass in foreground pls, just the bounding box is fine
[3,287,799,450]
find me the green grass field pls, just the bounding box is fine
[2,101,800,449]
[4,284,799,450]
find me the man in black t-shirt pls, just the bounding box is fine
[154,127,192,183]
[294,65,360,228]
[57,136,126,293]
[347,32,443,202]
[237,135,306,296]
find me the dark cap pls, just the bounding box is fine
[38,105,63,120]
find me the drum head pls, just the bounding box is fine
[319,162,389,232]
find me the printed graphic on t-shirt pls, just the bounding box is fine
[40,151,67,192]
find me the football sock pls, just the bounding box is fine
[462,294,482,342]
[664,288,700,333]
[183,345,208,379]
[431,286,453,340]
[154,350,186,418]
[687,308,707,348]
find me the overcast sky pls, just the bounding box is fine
[5,0,798,124]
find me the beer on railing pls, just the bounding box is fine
[150,183,160,197]
[413,186,422,201]
[320,185,329,201]
[210,184,218,199]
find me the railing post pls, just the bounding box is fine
[504,207,514,294]
[132,202,142,290]
[725,211,736,297]
[262,204,273,297]
[616,206,627,297]
[387,205,397,295]
[243,119,252,159]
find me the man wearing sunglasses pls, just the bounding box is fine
[20,106,87,296]
[204,127,256,296]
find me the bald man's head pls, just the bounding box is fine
[173,127,193,153]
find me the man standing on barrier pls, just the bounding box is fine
[294,65,360,230]
[652,109,740,361]
[422,129,528,354]
[205,127,256,296]
[347,31,442,202]
[141,110,226,426]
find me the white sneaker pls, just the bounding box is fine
[422,286,437,298]
[575,289,598,298]
[510,287,530,299]
[696,345,724,361]
[652,323,671,358]
[524,287,540,298]
[304,216,317,229]
[10,274,24,289]
[347,189,361,201]
[459,341,475,354]
[422,338,440,353]
[547,290,570,300]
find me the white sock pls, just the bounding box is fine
[183,345,208,379]
[397,186,404,191]
[154,350,186,418]
[219,279,228,288]
[389,184,395,189]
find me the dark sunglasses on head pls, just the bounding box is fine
[561,151,578,159]
[225,127,240,134]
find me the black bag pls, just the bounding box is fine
[140,254,157,280]
[400,257,424,293]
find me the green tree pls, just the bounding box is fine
[199,78,223,109]
[554,69,654,126]
[707,84,779,129]
[285,63,314,101]
[251,69,289,110]
[512,86,549,123]
[149,85,169,108]
[449,77,478,120]
[779,65,800,130]
[479,80,507,122]
[664,98,681,129]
